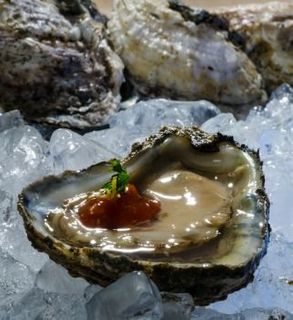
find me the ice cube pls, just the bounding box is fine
[200,113,236,135]
[0,189,14,226]
[0,125,48,194]
[111,99,220,134]
[269,83,293,102]
[0,189,48,273]
[0,110,24,133]
[84,284,103,303]
[84,126,132,158]
[162,292,194,320]
[86,272,163,320]
[0,222,48,274]
[239,308,293,320]
[36,260,89,294]
[48,129,115,173]
[192,307,236,319]
[191,307,293,319]
[0,288,87,320]
[0,248,35,308]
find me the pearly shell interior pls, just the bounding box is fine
[42,135,263,266]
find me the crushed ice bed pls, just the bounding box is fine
[0,86,292,319]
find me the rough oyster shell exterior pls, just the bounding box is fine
[215,2,293,92]
[0,0,124,129]
[107,0,266,106]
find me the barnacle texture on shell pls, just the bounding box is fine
[108,0,266,106]
[215,2,293,92]
[0,0,124,129]
[18,127,269,305]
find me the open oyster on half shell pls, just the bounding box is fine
[18,127,269,304]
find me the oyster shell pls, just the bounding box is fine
[215,2,293,92]
[107,0,266,106]
[0,0,124,129]
[18,127,269,305]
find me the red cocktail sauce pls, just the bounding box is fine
[78,184,161,229]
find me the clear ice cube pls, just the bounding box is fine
[0,189,48,273]
[0,110,24,133]
[162,292,194,320]
[191,307,293,320]
[0,288,87,320]
[110,99,220,134]
[0,248,35,308]
[48,129,115,173]
[0,125,48,194]
[36,260,89,295]
[86,272,163,320]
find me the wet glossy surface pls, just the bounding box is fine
[78,184,160,229]
[144,169,232,244]
[43,138,263,265]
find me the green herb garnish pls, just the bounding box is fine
[103,159,130,198]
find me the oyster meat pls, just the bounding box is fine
[18,127,269,305]
[0,0,124,129]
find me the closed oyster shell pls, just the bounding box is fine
[0,0,124,129]
[107,0,266,106]
[215,2,293,92]
[18,127,269,305]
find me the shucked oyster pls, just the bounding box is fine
[18,127,269,304]
[0,0,124,129]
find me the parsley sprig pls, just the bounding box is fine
[103,159,130,198]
